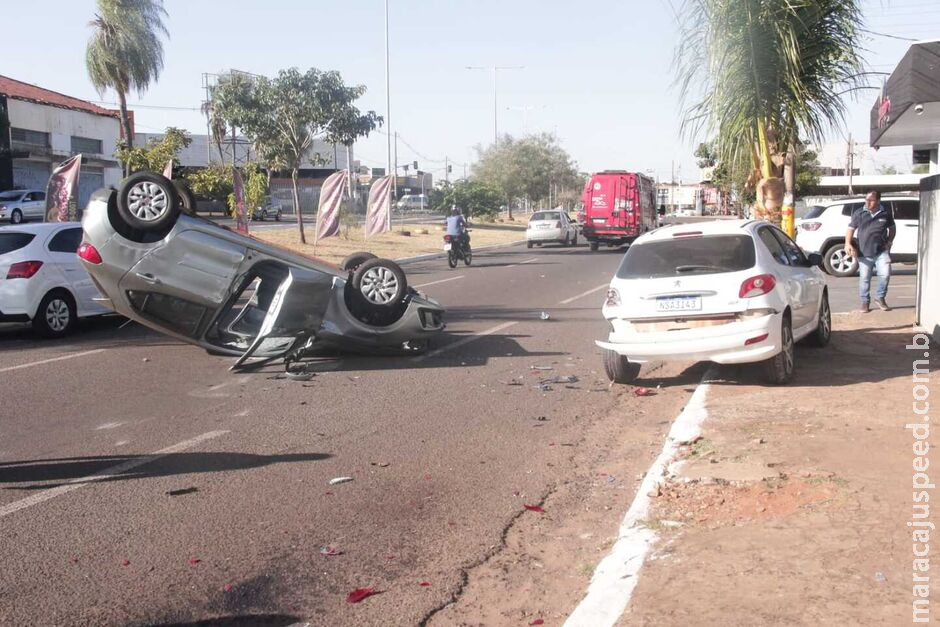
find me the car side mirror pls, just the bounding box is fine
[807,253,823,266]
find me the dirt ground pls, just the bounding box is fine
[251,219,527,267]
[424,308,936,626]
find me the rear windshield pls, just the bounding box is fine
[531,211,560,221]
[616,235,756,279]
[0,232,36,255]
[803,205,826,220]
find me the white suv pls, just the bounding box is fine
[0,222,110,336]
[795,195,919,277]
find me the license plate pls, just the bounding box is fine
[592,218,606,224]
[656,296,701,312]
[538,224,551,229]
[443,243,452,251]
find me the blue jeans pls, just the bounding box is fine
[858,251,891,303]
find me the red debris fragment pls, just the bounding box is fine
[319,546,342,556]
[325,491,335,496]
[424,474,432,481]
[222,584,233,592]
[530,620,545,625]
[71,558,79,564]
[524,504,545,513]
[386,555,396,560]
[549,443,556,447]
[189,558,202,565]
[633,386,655,397]
[346,587,376,603]
[419,581,432,587]
[121,560,130,567]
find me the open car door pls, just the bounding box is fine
[230,265,339,370]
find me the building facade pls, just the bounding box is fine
[0,75,122,209]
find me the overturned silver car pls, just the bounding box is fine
[78,171,445,368]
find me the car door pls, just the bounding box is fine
[26,192,45,219]
[889,199,919,256]
[769,227,824,334]
[757,226,813,331]
[46,226,105,317]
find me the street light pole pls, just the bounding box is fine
[385,0,392,231]
[466,65,524,147]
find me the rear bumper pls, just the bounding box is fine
[596,312,782,365]
[526,228,564,242]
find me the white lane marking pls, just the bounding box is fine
[413,275,465,289]
[564,376,712,627]
[94,422,124,431]
[558,283,610,305]
[0,349,106,374]
[189,377,250,398]
[506,257,539,268]
[0,430,229,520]
[415,321,518,361]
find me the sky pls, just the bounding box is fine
[2,0,938,181]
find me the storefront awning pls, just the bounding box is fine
[870,41,940,147]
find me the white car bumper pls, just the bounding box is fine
[596,311,783,365]
[526,227,565,242]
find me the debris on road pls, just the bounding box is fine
[142,357,150,363]
[539,311,551,320]
[530,365,553,371]
[535,416,548,422]
[166,487,198,497]
[540,375,578,385]
[524,504,545,513]
[536,384,553,392]
[875,572,887,583]
[531,620,545,626]
[222,584,233,592]
[329,477,354,486]
[346,587,377,603]
[319,546,343,556]
[287,371,315,381]
[419,581,432,587]
[121,560,130,567]
[189,558,202,565]
[370,461,391,468]
[633,386,656,397]
[503,378,524,386]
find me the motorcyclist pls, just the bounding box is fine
[445,207,470,252]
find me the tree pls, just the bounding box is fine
[877,164,899,175]
[115,126,190,173]
[86,0,168,166]
[473,133,581,220]
[201,100,229,164]
[913,164,930,174]
[185,164,233,204]
[433,180,503,220]
[325,104,382,200]
[227,163,267,218]
[212,68,375,244]
[694,142,718,169]
[676,0,864,222]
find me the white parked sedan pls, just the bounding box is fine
[0,222,110,336]
[526,210,579,248]
[596,220,830,385]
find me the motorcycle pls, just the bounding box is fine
[443,230,472,268]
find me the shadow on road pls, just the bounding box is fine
[0,452,331,489]
[150,615,302,627]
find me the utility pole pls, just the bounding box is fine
[385,0,392,180]
[393,131,399,200]
[445,156,449,184]
[466,65,524,146]
[847,133,855,195]
[202,73,214,166]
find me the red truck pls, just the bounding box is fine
[581,171,659,251]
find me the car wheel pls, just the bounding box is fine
[447,250,458,268]
[589,241,599,252]
[33,290,76,338]
[562,234,570,246]
[805,292,832,347]
[572,233,578,246]
[275,211,282,222]
[341,251,377,271]
[526,241,533,249]
[763,314,795,384]
[173,180,198,215]
[258,210,266,221]
[603,349,641,384]
[116,171,180,232]
[464,248,472,266]
[823,243,858,277]
[11,209,23,224]
[353,258,407,308]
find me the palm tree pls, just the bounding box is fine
[675,0,864,221]
[86,0,168,166]
[201,100,229,164]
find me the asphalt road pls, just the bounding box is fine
[0,242,918,626]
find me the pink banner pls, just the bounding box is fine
[365,175,392,238]
[315,170,348,241]
[163,159,173,179]
[45,154,82,222]
[233,169,248,234]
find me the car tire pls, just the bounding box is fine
[258,210,266,221]
[447,250,458,268]
[572,233,578,246]
[274,211,281,222]
[822,243,858,277]
[33,290,76,338]
[805,292,832,348]
[11,209,23,224]
[116,171,180,232]
[352,258,407,308]
[526,241,533,249]
[589,241,599,252]
[341,251,377,272]
[562,234,570,246]
[603,349,641,384]
[763,314,795,384]
[172,180,198,216]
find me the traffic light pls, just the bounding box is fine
[413,160,419,170]
[447,165,452,173]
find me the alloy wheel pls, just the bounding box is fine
[127,181,169,222]
[782,323,794,374]
[830,249,854,273]
[45,298,70,332]
[360,266,400,305]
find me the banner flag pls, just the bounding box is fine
[233,168,248,234]
[45,154,82,222]
[315,170,348,241]
[163,159,173,179]
[365,175,392,238]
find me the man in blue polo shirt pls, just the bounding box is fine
[845,190,896,313]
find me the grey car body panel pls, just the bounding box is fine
[80,188,445,362]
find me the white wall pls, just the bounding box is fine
[916,175,940,342]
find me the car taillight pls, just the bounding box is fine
[443,234,453,242]
[77,243,102,264]
[7,260,43,279]
[744,333,769,346]
[605,288,621,307]
[800,222,821,231]
[739,274,776,298]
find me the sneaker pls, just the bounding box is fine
[859,302,870,313]
[875,298,891,311]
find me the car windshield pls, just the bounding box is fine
[802,205,826,219]
[531,211,560,221]
[0,232,36,255]
[0,191,25,201]
[616,235,756,279]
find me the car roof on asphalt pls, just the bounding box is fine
[640,219,756,242]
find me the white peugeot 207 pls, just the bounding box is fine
[596,220,831,385]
